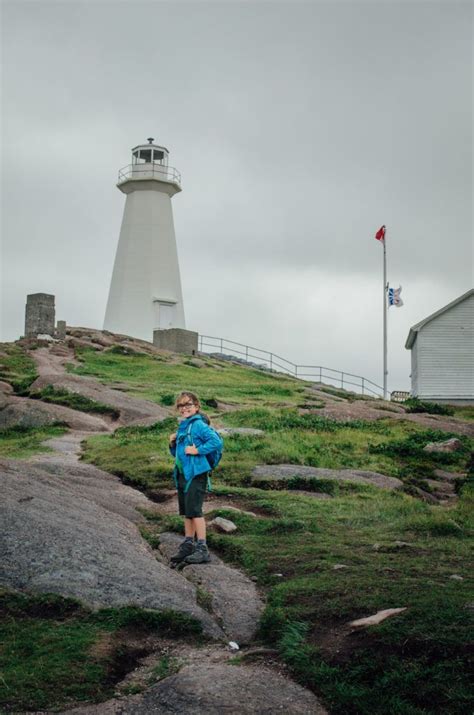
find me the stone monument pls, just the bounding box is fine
[25,293,55,338]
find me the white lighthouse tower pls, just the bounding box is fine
[104,138,185,341]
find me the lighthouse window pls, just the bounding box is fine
[138,149,152,163]
[153,150,164,162]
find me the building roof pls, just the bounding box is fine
[405,288,474,350]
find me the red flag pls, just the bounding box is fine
[375,225,386,241]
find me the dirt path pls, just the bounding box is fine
[32,344,80,375]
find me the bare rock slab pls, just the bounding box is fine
[0,460,222,639]
[0,396,109,432]
[252,465,403,490]
[0,380,13,394]
[433,469,466,482]
[29,372,169,426]
[159,533,264,644]
[123,663,327,714]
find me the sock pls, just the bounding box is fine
[184,536,194,544]
[197,538,206,545]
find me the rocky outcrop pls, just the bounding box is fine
[159,533,264,644]
[423,438,463,453]
[29,372,169,426]
[251,464,403,490]
[0,396,109,431]
[122,662,327,714]
[0,459,222,639]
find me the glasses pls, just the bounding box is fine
[177,401,195,410]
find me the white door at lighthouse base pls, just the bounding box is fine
[155,302,176,329]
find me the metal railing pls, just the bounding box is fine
[198,335,385,398]
[118,163,181,186]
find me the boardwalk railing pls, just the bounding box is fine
[198,335,385,398]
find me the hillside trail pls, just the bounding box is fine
[14,344,328,714]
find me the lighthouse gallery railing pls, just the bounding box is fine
[198,334,385,398]
[118,164,181,185]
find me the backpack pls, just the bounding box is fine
[185,421,224,471]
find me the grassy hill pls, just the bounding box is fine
[0,338,473,713]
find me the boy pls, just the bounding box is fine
[168,391,222,565]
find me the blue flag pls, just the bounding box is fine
[388,286,403,307]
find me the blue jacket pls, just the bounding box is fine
[169,413,222,484]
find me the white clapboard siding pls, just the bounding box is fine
[412,293,473,400]
[411,340,419,394]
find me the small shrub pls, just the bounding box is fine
[106,345,141,356]
[160,393,175,406]
[404,398,454,416]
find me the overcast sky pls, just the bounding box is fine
[1,0,472,392]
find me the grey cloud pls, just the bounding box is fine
[2,0,472,391]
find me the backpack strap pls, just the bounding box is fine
[185,422,193,443]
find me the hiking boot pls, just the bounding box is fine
[183,542,211,564]
[170,540,195,567]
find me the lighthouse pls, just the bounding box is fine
[104,138,186,341]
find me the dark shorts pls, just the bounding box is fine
[177,472,208,518]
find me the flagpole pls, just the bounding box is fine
[383,231,388,400]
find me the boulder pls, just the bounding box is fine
[251,464,403,491]
[209,516,238,533]
[423,438,463,453]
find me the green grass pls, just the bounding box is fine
[144,484,473,712]
[29,385,120,418]
[69,347,310,407]
[0,343,38,393]
[0,591,202,712]
[81,409,471,495]
[3,340,473,713]
[452,405,474,421]
[0,425,67,458]
[215,487,473,714]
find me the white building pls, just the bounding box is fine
[405,289,474,404]
[104,138,185,341]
